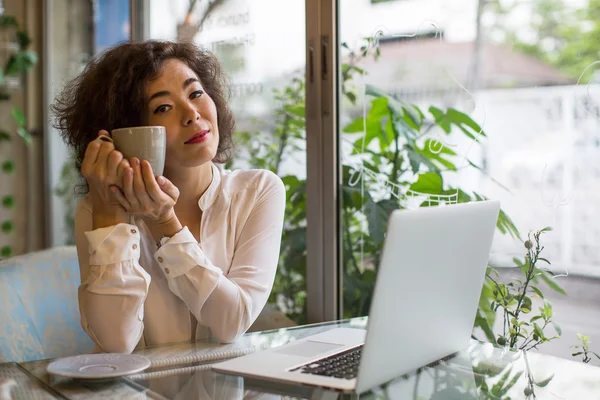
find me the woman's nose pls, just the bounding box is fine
[184,109,200,126]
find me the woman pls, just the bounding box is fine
[52,40,286,354]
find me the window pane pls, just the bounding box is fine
[339,0,600,365]
[48,0,130,247]
[147,0,308,324]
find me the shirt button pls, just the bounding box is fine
[164,268,170,274]
[132,244,138,250]
[131,229,137,234]
[157,256,164,263]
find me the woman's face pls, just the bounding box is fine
[145,58,219,171]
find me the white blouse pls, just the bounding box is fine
[74,164,286,354]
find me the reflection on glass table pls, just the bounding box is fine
[14,317,600,399]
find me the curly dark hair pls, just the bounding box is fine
[52,40,235,189]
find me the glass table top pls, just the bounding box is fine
[11,317,600,399]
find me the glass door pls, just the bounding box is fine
[337,0,600,368]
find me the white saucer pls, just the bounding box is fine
[47,353,151,379]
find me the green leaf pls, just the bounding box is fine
[531,286,544,298]
[539,270,567,295]
[369,97,389,118]
[521,296,532,313]
[406,145,439,174]
[538,257,551,265]
[345,91,357,104]
[490,368,513,397]
[534,374,554,388]
[1,220,13,233]
[533,323,544,339]
[409,172,443,194]
[16,31,31,49]
[365,198,399,246]
[12,107,26,127]
[572,352,583,356]
[365,84,390,98]
[0,245,12,258]
[343,117,366,133]
[552,322,562,336]
[2,160,14,174]
[2,195,14,209]
[23,50,38,66]
[17,127,31,145]
[342,184,370,211]
[475,311,496,342]
[428,106,451,133]
[446,108,486,139]
[496,208,521,240]
[0,16,18,28]
[5,51,37,76]
[284,104,305,118]
[400,104,423,130]
[543,299,554,318]
[415,139,457,171]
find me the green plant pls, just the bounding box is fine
[487,228,563,351]
[571,333,600,364]
[229,37,520,326]
[0,15,38,260]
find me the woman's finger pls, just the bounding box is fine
[157,176,180,202]
[110,185,131,210]
[122,166,139,208]
[141,161,163,203]
[106,150,123,178]
[96,137,115,171]
[131,158,153,207]
[82,140,101,176]
[116,159,131,186]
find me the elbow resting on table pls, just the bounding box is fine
[99,339,138,355]
[211,325,247,344]
[209,306,255,344]
[84,324,141,355]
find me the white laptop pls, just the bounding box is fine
[213,200,500,394]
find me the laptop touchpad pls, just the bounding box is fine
[276,340,344,357]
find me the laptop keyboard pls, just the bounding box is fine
[291,345,363,379]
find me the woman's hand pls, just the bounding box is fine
[81,130,130,214]
[111,157,181,232]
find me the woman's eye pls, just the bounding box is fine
[190,90,204,99]
[153,105,171,114]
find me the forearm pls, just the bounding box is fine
[78,222,151,353]
[145,211,183,243]
[80,262,148,354]
[92,201,129,230]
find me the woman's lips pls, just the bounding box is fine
[185,130,210,144]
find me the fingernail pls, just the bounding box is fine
[98,135,113,143]
[157,176,165,185]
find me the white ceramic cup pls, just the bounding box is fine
[111,126,166,177]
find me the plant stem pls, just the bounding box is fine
[511,233,541,348]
